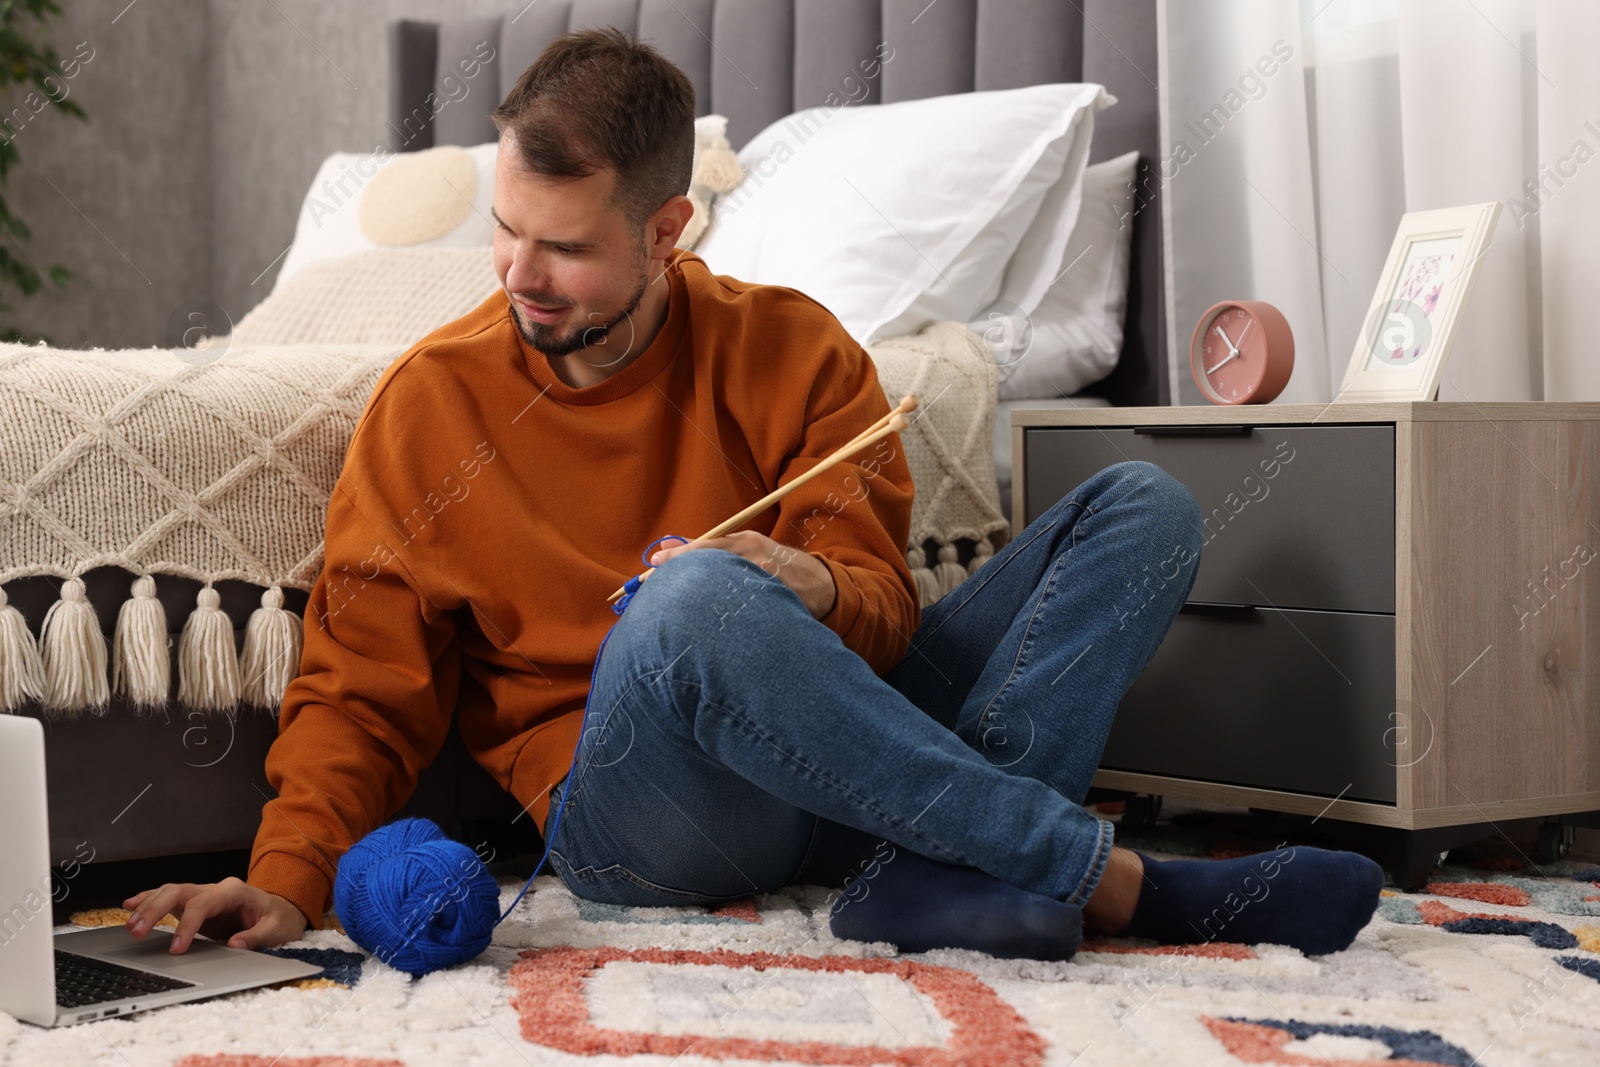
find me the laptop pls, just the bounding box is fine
[0,715,322,1027]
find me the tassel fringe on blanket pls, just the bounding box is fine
[906,536,999,609]
[0,575,305,716]
[2,538,982,716]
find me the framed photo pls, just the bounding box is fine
[1334,202,1501,403]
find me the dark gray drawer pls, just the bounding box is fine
[1101,604,1396,803]
[1024,424,1395,613]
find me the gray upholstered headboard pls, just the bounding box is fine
[387,0,1167,407]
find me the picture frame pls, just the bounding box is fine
[1334,202,1501,403]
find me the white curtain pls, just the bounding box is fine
[1157,0,1600,405]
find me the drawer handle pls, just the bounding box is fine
[1132,425,1253,437]
[1180,601,1258,615]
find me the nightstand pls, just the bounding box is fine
[1013,402,1600,888]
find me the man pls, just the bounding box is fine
[126,29,1381,960]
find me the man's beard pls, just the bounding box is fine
[511,262,650,360]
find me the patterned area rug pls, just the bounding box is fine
[5,811,1600,1066]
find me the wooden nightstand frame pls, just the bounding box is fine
[1014,402,1600,880]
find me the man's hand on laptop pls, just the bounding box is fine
[122,878,308,954]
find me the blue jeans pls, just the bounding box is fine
[546,460,1204,908]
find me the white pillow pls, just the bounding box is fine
[991,150,1140,400]
[276,142,500,290]
[694,83,1112,344]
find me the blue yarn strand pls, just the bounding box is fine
[611,575,644,614]
[333,534,691,976]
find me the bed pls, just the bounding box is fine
[5,0,1169,868]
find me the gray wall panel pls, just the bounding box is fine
[880,0,974,103]
[974,0,1081,91]
[1076,0,1166,405]
[569,0,639,35]
[433,15,503,146]
[1082,0,1159,165]
[710,0,794,150]
[389,20,438,151]
[794,0,883,110]
[499,0,574,100]
[638,0,716,116]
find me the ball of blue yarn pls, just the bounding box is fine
[333,817,500,977]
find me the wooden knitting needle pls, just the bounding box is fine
[696,394,918,541]
[606,394,919,604]
[837,393,920,459]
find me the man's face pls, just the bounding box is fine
[491,142,651,360]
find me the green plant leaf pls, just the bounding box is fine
[0,0,84,340]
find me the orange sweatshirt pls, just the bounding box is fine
[247,249,920,926]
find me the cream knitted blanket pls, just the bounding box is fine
[0,342,397,716]
[866,321,1011,607]
[0,259,1007,717]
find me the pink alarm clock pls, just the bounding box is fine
[1189,300,1295,405]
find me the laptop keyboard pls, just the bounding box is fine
[55,949,197,1009]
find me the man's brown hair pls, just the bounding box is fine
[492,28,696,237]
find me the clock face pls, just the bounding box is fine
[1189,300,1294,405]
[1196,305,1269,403]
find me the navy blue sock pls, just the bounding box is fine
[1119,846,1384,956]
[828,846,1082,961]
